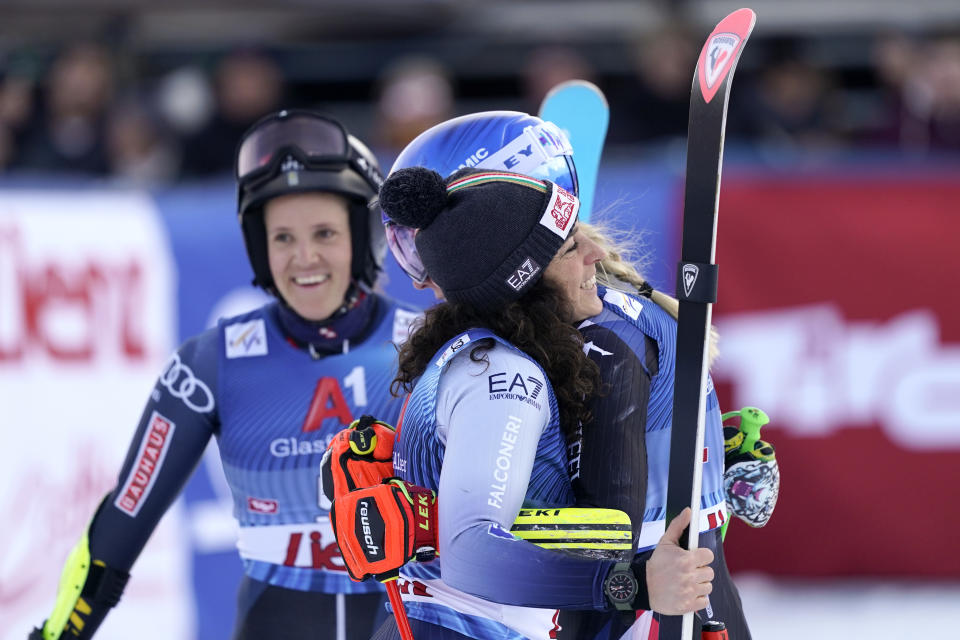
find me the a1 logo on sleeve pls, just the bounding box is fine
[225,319,268,358]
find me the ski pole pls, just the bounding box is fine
[384,579,415,640]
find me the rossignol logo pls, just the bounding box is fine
[506,257,541,292]
[704,33,741,89]
[539,184,579,239]
[356,500,385,561]
[115,411,175,517]
[682,263,699,297]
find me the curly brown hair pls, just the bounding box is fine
[391,281,600,441]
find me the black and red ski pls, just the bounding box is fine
[662,8,756,640]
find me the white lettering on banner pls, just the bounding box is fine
[488,416,523,509]
[713,305,960,449]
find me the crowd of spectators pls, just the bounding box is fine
[0,29,958,187]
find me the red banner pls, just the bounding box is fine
[712,172,960,577]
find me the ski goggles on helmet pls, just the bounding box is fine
[383,120,577,285]
[385,223,429,284]
[480,120,577,194]
[236,110,382,192]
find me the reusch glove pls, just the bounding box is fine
[329,478,437,582]
[722,407,780,528]
[319,415,396,509]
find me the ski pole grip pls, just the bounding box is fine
[702,620,729,639]
[676,261,718,303]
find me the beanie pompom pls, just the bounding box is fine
[379,167,448,229]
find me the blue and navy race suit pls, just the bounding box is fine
[568,286,748,640]
[85,294,419,637]
[389,330,618,640]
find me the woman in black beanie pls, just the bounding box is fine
[372,167,714,640]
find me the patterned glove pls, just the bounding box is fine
[722,407,780,528]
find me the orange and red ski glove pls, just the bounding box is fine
[329,478,438,582]
[319,415,397,507]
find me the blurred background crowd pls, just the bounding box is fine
[1,0,959,186]
[3,2,960,638]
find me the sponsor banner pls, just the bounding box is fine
[712,175,960,577]
[0,191,193,639]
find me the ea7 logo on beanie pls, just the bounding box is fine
[506,257,541,292]
[540,183,579,239]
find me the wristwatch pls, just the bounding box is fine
[603,561,638,611]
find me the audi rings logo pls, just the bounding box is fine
[159,353,215,413]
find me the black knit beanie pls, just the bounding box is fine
[379,167,580,312]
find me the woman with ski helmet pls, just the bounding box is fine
[370,165,714,640]
[31,110,420,640]
[378,110,768,639]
